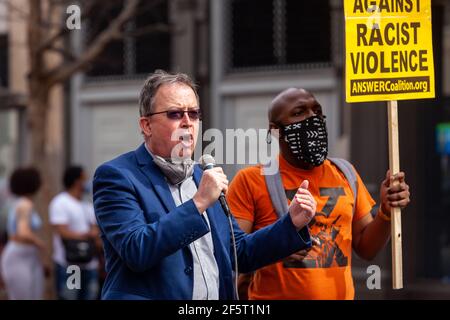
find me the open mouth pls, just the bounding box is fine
[179,133,194,147]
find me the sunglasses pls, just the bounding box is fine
[146,109,202,120]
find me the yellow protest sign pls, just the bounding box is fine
[344,0,435,102]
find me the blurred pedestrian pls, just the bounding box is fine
[49,166,100,300]
[0,167,49,300]
[0,176,10,248]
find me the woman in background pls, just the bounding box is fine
[0,167,48,300]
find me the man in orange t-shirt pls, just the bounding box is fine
[226,88,411,300]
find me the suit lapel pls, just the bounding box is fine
[135,143,176,212]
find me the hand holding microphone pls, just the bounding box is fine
[198,156,238,299]
[288,180,317,231]
[193,155,230,214]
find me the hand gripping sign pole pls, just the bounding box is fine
[387,100,402,289]
[344,0,435,289]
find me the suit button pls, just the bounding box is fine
[184,266,193,274]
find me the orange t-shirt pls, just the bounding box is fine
[227,155,375,300]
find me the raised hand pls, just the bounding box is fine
[288,180,317,230]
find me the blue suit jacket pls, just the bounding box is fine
[93,143,311,300]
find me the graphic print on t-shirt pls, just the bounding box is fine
[283,187,349,269]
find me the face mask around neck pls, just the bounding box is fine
[152,155,195,185]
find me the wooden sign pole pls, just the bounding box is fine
[387,100,403,289]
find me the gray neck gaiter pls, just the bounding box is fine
[152,155,195,185]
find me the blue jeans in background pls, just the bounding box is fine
[55,263,99,300]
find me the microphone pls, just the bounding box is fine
[199,154,231,217]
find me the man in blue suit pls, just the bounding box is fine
[93,70,316,300]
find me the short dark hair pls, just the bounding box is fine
[63,166,84,189]
[9,167,41,196]
[139,69,199,116]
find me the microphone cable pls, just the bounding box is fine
[227,212,239,300]
[199,154,239,300]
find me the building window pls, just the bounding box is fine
[227,0,331,72]
[0,34,8,87]
[86,1,171,80]
[135,4,171,75]
[285,1,331,64]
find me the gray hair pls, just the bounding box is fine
[139,69,199,116]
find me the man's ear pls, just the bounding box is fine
[139,117,152,137]
[269,122,281,139]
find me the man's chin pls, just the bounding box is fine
[177,146,194,159]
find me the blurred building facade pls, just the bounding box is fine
[0,0,65,183]
[1,0,450,299]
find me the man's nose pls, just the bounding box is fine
[180,111,192,127]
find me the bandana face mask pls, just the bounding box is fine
[279,115,328,167]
